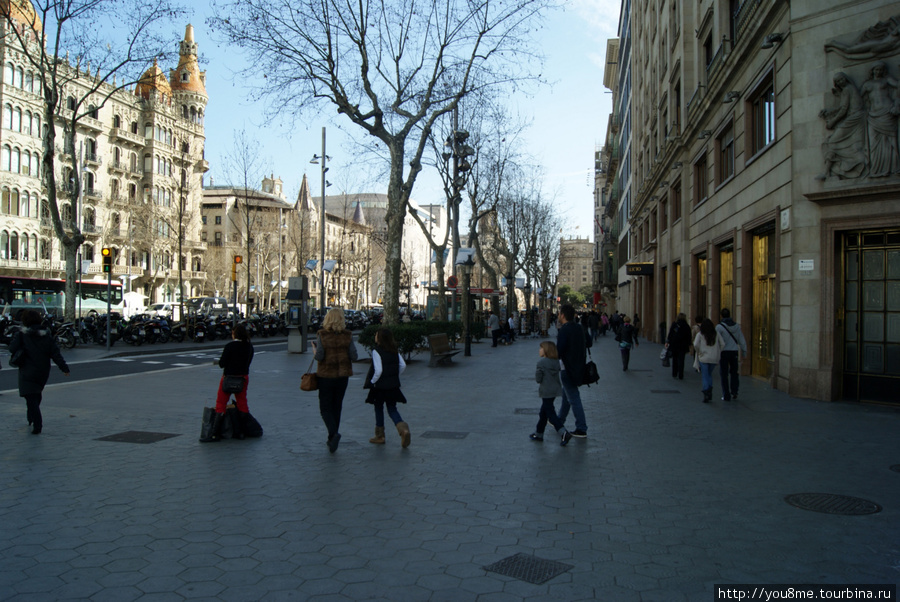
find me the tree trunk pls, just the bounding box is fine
[382,147,406,325]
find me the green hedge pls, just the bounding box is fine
[359,321,463,360]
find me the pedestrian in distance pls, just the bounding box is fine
[693,318,725,403]
[588,311,600,342]
[488,310,501,347]
[632,313,641,342]
[690,315,703,356]
[8,309,70,435]
[311,308,358,452]
[364,327,411,448]
[600,312,609,336]
[617,315,638,371]
[556,304,589,438]
[665,313,693,380]
[201,324,254,443]
[716,308,748,401]
[530,341,573,446]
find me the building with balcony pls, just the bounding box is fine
[606,0,900,404]
[0,14,209,305]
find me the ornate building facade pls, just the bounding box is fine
[0,13,208,306]
[603,0,900,403]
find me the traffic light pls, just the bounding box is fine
[101,248,112,273]
[231,255,242,281]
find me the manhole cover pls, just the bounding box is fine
[628,369,652,372]
[890,465,900,473]
[784,493,882,515]
[515,408,540,415]
[96,431,181,444]
[650,390,681,394]
[483,553,573,584]
[420,431,468,439]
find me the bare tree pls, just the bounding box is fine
[222,130,267,310]
[0,0,185,319]
[209,0,552,323]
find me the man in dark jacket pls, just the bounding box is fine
[665,312,692,379]
[8,309,70,434]
[556,304,589,438]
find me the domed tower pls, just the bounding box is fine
[134,59,172,102]
[169,24,207,130]
[0,0,42,36]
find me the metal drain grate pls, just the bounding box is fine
[650,390,681,394]
[515,408,540,415]
[420,431,468,439]
[483,553,573,584]
[784,493,882,515]
[96,431,180,444]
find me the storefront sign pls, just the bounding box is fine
[626,263,654,276]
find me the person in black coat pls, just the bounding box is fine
[556,304,590,438]
[8,309,70,434]
[665,312,692,380]
[364,328,410,447]
[201,324,254,443]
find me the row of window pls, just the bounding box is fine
[0,146,41,178]
[0,232,47,261]
[0,188,40,218]
[3,104,42,137]
[3,63,40,96]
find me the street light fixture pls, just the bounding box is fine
[309,129,332,311]
[456,248,476,356]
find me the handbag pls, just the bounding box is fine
[660,348,671,367]
[222,375,245,394]
[582,349,600,387]
[300,357,317,391]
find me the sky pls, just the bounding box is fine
[189,0,620,242]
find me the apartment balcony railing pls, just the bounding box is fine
[84,152,102,166]
[706,42,726,81]
[82,223,102,235]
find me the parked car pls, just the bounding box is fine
[146,303,174,319]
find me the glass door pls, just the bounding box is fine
[842,231,900,403]
[752,228,776,379]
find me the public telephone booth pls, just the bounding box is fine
[286,276,309,353]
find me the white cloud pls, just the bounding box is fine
[568,0,621,38]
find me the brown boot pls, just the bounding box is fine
[396,421,411,448]
[369,426,385,444]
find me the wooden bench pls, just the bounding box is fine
[427,333,461,367]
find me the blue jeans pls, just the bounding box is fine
[700,362,717,393]
[374,401,403,427]
[558,370,587,433]
[535,398,564,434]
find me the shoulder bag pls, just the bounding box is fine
[582,349,600,387]
[300,357,318,391]
[222,375,245,394]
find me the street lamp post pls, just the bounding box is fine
[310,128,330,311]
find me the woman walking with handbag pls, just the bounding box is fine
[312,308,358,453]
[364,328,411,447]
[201,324,254,443]
[693,319,725,403]
[8,309,70,434]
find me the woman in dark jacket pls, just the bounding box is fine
[9,309,70,434]
[201,324,254,443]
[312,308,358,453]
[665,312,693,380]
[364,328,410,447]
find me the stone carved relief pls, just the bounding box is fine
[820,17,900,181]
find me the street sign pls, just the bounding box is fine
[447,276,458,287]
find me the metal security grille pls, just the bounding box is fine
[96,431,180,444]
[784,493,882,515]
[483,553,573,584]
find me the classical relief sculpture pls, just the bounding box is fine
[825,16,900,59]
[818,73,867,180]
[859,61,900,177]
[821,16,900,181]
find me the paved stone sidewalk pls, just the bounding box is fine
[0,331,898,601]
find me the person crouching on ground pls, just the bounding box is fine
[202,324,254,443]
[530,341,573,446]
[9,309,69,435]
[365,328,411,448]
